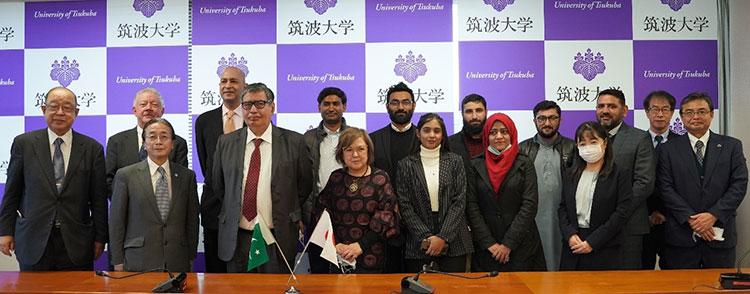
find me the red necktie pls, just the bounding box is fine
[242,138,262,222]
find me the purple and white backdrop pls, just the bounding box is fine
[0,0,721,271]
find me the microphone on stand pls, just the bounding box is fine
[400,262,500,293]
[720,248,750,289]
[96,268,187,293]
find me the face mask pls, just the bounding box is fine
[578,144,604,163]
[487,145,502,156]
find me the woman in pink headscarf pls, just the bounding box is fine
[465,112,546,271]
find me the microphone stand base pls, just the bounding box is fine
[284,285,301,294]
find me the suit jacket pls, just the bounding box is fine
[212,125,312,264]
[396,152,473,258]
[658,132,747,248]
[447,130,471,163]
[466,154,545,263]
[558,165,633,251]
[610,123,656,235]
[0,129,108,266]
[370,125,419,182]
[109,161,199,272]
[647,131,681,215]
[106,127,188,198]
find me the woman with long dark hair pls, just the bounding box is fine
[558,121,633,270]
[397,113,473,273]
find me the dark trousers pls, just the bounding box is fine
[19,227,92,271]
[663,242,735,269]
[641,224,665,269]
[619,234,644,269]
[404,255,467,273]
[226,228,288,273]
[203,227,226,273]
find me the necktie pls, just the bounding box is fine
[155,166,170,221]
[53,138,64,192]
[224,110,236,134]
[655,135,664,148]
[138,142,147,161]
[242,139,262,223]
[695,140,704,167]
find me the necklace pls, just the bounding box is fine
[347,166,369,193]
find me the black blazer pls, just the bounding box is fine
[647,131,681,215]
[558,165,633,251]
[465,154,544,261]
[658,132,747,248]
[105,127,188,198]
[0,129,108,266]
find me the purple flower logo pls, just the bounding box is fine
[305,0,337,15]
[484,0,516,12]
[661,0,691,11]
[573,49,606,81]
[50,57,80,87]
[133,0,164,18]
[670,117,687,135]
[394,51,427,83]
[216,53,249,77]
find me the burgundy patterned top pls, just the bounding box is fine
[315,167,399,273]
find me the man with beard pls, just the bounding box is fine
[595,89,655,269]
[302,87,349,273]
[518,100,575,271]
[194,66,246,272]
[448,94,487,164]
[370,82,418,273]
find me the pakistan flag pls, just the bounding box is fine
[247,222,269,271]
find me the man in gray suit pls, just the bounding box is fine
[213,83,312,273]
[0,87,108,271]
[595,89,656,269]
[109,118,199,273]
[106,88,188,198]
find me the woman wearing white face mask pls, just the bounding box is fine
[558,121,633,270]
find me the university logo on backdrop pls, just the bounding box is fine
[394,51,427,84]
[305,0,337,15]
[50,56,80,87]
[573,49,606,82]
[661,0,690,11]
[216,53,249,77]
[485,0,515,12]
[133,0,165,18]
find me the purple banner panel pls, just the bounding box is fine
[193,0,276,45]
[365,112,454,135]
[545,0,632,40]
[366,0,451,42]
[0,184,4,207]
[633,40,718,109]
[460,41,544,110]
[25,0,106,48]
[277,44,365,113]
[25,115,107,147]
[191,115,204,183]
[107,46,189,114]
[557,109,634,139]
[0,50,24,116]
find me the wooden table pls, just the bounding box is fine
[0,269,744,293]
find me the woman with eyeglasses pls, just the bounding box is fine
[397,113,473,273]
[466,112,546,272]
[558,121,633,270]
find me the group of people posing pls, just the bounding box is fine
[0,66,745,275]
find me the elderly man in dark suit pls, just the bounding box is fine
[0,87,108,271]
[213,83,312,273]
[658,92,747,269]
[595,89,656,269]
[194,66,246,273]
[106,88,188,198]
[109,118,199,272]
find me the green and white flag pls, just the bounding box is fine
[247,216,276,272]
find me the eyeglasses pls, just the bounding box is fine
[388,99,414,107]
[241,100,271,110]
[647,107,672,114]
[682,109,711,118]
[535,115,560,123]
[146,134,172,142]
[45,104,77,113]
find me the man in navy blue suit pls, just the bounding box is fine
[658,92,747,269]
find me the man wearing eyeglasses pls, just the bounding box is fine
[641,90,681,270]
[105,88,188,200]
[109,118,199,273]
[658,92,747,269]
[0,87,108,271]
[369,81,419,273]
[518,100,575,271]
[213,83,312,273]
[595,89,656,270]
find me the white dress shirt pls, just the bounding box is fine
[575,170,599,229]
[147,157,172,200]
[136,125,143,148]
[317,127,343,191]
[47,128,72,175]
[687,131,710,159]
[222,104,243,132]
[240,124,273,230]
[648,129,671,148]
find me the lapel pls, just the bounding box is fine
[380,126,392,171]
[472,158,501,211]
[137,161,164,223]
[166,163,183,222]
[60,131,84,193]
[122,127,140,163]
[437,154,450,207]
[702,132,723,186]
[32,130,58,196]
[235,127,249,189]
[411,156,429,207]
[612,123,629,152]
[271,125,281,190]
[674,135,702,186]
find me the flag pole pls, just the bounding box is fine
[286,208,326,284]
[256,212,299,286]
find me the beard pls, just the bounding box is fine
[388,109,414,125]
[536,126,558,139]
[463,120,484,136]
